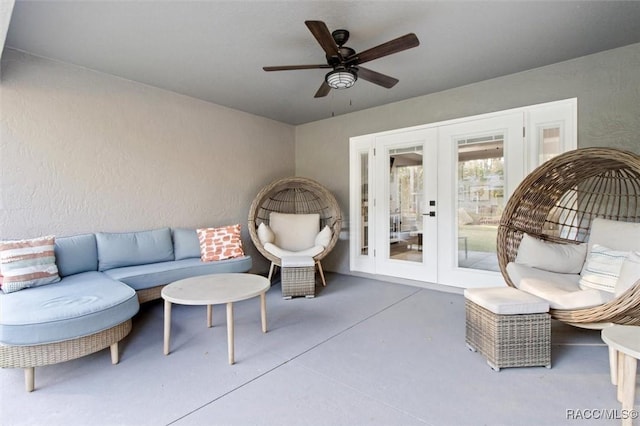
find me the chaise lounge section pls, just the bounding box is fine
[0,227,252,391]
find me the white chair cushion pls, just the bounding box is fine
[263,243,324,259]
[586,218,640,259]
[507,262,581,289]
[515,233,587,274]
[281,256,314,267]
[269,213,319,252]
[257,222,275,245]
[315,225,332,248]
[507,262,614,310]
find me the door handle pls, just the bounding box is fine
[422,212,436,217]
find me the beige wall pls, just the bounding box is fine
[0,49,295,273]
[2,44,639,277]
[296,43,640,275]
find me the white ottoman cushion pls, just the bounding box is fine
[281,256,314,268]
[464,287,549,315]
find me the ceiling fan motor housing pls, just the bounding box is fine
[332,29,350,46]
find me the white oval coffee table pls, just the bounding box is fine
[161,273,270,364]
[601,325,640,426]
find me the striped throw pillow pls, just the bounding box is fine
[579,244,628,293]
[615,251,640,296]
[0,235,61,293]
[197,225,245,262]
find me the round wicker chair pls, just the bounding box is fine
[248,176,342,286]
[497,147,640,327]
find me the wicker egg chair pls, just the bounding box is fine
[497,147,640,327]
[248,176,342,286]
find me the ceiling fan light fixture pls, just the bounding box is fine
[326,68,357,89]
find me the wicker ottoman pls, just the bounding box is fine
[464,287,551,371]
[281,256,315,299]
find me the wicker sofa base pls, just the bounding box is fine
[282,266,316,299]
[0,319,132,391]
[137,285,165,303]
[465,300,551,371]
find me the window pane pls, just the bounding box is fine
[457,134,503,271]
[540,126,562,163]
[389,146,423,263]
[360,152,368,255]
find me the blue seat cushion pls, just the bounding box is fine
[0,272,139,346]
[103,256,252,291]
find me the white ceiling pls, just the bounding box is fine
[5,1,640,125]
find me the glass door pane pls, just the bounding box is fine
[456,134,504,272]
[388,146,424,263]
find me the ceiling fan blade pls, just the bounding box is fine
[347,33,419,65]
[263,64,331,71]
[357,67,399,89]
[305,20,342,59]
[314,81,331,98]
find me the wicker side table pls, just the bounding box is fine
[464,287,551,371]
[281,256,315,299]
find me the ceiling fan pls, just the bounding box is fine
[263,20,420,98]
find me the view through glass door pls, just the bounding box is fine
[388,145,423,263]
[375,129,438,283]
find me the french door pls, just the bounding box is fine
[373,129,438,282]
[350,99,576,288]
[436,113,523,287]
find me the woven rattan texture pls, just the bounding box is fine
[0,320,132,369]
[281,266,315,297]
[137,285,164,303]
[465,300,550,369]
[497,147,640,326]
[248,176,342,266]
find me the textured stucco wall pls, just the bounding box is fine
[0,49,295,273]
[296,43,640,275]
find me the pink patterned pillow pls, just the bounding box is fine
[197,224,245,262]
[0,235,60,293]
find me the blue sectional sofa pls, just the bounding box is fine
[0,227,252,391]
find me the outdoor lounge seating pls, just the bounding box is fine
[497,147,640,328]
[248,177,342,287]
[0,227,252,391]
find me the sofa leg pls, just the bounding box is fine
[110,342,119,365]
[316,261,326,287]
[25,367,35,392]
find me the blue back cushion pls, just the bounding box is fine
[172,228,201,260]
[96,228,175,271]
[54,234,98,277]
